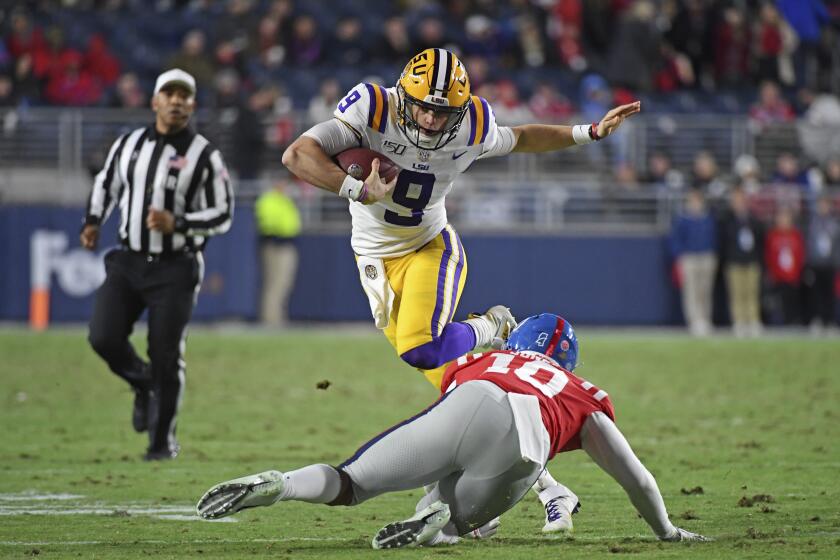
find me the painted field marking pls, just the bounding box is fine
[0,493,84,501]
[0,491,230,522]
[1,537,353,546]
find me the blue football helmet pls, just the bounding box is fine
[505,313,578,371]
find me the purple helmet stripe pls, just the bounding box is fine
[444,50,454,92]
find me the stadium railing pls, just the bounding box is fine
[1,108,835,232]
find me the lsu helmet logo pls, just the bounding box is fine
[396,48,471,150]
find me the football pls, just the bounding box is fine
[335,148,400,182]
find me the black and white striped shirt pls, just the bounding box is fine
[85,125,233,254]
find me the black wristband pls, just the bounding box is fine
[174,216,188,233]
[81,215,100,232]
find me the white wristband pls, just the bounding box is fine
[339,174,366,202]
[572,124,594,145]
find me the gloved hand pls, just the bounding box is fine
[660,527,711,542]
[468,517,500,539]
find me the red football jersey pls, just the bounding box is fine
[441,350,615,458]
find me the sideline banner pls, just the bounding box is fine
[0,206,680,325]
[0,206,260,324]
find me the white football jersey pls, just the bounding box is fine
[333,82,502,258]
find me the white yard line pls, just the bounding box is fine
[0,493,85,501]
[0,537,353,546]
[0,507,194,515]
[0,491,219,522]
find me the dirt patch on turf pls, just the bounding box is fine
[608,545,641,553]
[746,527,766,539]
[738,494,775,507]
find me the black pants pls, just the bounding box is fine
[88,248,202,452]
[805,266,837,326]
[772,282,802,326]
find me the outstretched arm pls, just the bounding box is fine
[580,411,708,541]
[511,102,641,153]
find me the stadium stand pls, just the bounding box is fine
[2,1,839,197]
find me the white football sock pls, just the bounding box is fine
[278,464,342,504]
[531,469,574,497]
[416,483,440,512]
[464,316,494,348]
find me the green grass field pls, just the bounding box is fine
[1,326,839,559]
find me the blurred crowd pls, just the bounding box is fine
[2,0,839,112]
[4,1,840,185]
[669,185,839,336]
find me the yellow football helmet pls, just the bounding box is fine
[397,48,471,150]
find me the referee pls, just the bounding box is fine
[80,69,233,460]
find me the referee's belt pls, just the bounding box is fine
[120,244,196,263]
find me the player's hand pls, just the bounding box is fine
[80,224,100,250]
[147,208,176,233]
[660,527,711,542]
[596,101,641,139]
[361,158,397,205]
[469,517,500,539]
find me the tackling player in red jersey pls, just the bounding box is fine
[441,349,615,457]
[196,313,709,548]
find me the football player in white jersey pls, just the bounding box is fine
[282,48,640,532]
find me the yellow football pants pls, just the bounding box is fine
[379,224,467,388]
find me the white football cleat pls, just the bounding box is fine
[371,500,451,549]
[539,486,580,533]
[468,305,517,349]
[196,470,284,520]
[660,527,711,542]
[486,305,517,348]
[426,531,461,546]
